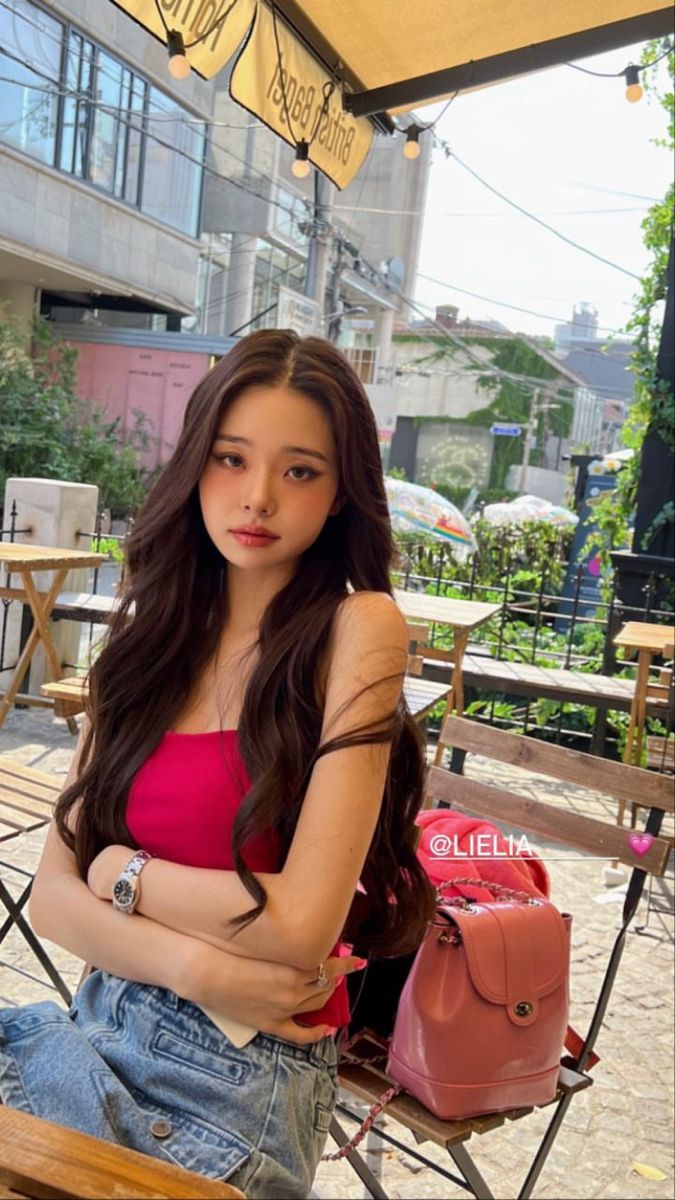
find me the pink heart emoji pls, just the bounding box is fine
[628,833,654,857]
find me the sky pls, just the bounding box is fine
[412,40,673,343]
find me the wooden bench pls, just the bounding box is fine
[0,1107,244,1199]
[331,716,673,1200]
[419,651,672,759]
[51,592,121,624]
[646,733,675,773]
[0,757,71,1004]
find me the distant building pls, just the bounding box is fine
[553,304,636,454]
[554,302,599,351]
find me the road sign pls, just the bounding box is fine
[490,423,522,437]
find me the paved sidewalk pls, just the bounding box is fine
[1,707,673,1200]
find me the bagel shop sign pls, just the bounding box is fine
[230,2,373,189]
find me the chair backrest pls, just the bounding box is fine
[430,717,673,879]
[406,622,430,648]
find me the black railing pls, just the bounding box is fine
[394,533,675,754]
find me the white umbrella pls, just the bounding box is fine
[479,494,578,529]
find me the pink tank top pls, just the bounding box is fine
[127,730,349,1029]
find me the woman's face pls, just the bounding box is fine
[199,384,341,571]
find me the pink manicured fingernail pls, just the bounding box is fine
[326,1027,339,1036]
[353,958,368,970]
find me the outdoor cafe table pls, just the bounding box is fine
[394,590,501,763]
[42,674,453,727]
[0,543,107,733]
[614,620,675,769]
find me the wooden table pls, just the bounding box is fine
[0,543,106,732]
[394,591,501,763]
[42,674,453,728]
[403,676,452,722]
[615,621,675,772]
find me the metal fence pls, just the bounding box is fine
[394,534,675,754]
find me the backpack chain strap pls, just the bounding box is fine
[322,1083,402,1161]
[438,876,543,906]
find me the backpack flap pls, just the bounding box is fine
[444,899,570,1028]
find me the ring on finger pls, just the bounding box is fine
[313,962,329,989]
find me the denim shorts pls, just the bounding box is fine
[0,970,338,1198]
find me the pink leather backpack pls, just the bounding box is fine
[387,880,572,1119]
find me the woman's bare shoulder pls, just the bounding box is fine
[333,590,408,652]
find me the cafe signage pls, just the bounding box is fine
[230,2,373,189]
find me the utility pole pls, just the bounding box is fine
[304,171,334,325]
[519,387,540,494]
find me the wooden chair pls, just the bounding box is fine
[330,716,674,1200]
[0,1107,244,1199]
[0,757,72,1004]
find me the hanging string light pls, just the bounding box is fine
[400,92,457,160]
[623,64,644,103]
[153,0,234,81]
[292,139,311,178]
[403,126,421,159]
[167,30,190,80]
[565,40,672,104]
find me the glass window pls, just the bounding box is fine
[60,29,95,178]
[89,49,124,193]
[122,72,146,205]
[142,88,206,236]
[0,2,205,238]
[0,0,62,165]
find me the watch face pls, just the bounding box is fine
[113,878,135,909]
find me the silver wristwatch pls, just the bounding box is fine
[112,850,152,914]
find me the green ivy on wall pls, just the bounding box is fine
[394,333,574,491]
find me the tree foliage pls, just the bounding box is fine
[0,312,154,517]
[587,37,674,568]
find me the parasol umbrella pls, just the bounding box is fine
[385,478,477,555]
[479,495,578,529]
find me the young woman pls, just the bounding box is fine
[0,330,435,1197]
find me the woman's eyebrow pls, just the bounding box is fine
[214,434,330,464]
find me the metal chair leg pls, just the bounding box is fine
[328,1116,389,1199]
[0,879,72,1005]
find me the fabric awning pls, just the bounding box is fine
[273,0,673,116]
[109,1,673,185]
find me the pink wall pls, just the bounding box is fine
[72,341,211,469]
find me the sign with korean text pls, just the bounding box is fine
[230,2,373,188]
[111,0,256,78]
[276,286,320,336]
[490,423,522,437]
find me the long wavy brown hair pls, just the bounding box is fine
[55,329,435,955]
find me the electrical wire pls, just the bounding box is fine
[564,41,673,77]
[415,271,632,337]
[432,139,641,280]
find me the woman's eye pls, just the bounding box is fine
[214,452,243,468]
[287,465,318,481]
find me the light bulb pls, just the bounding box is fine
[292,140,310,178]
[403,127,421,159]
[167,30,191,80]
[624,65,643,103]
